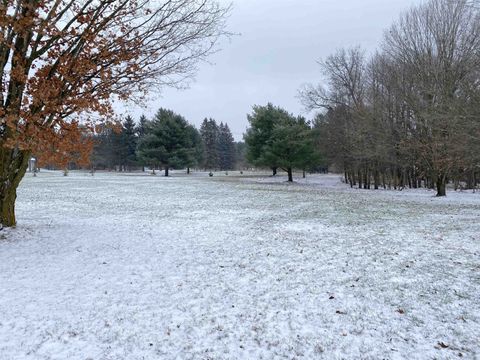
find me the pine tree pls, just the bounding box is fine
[244,104,320,181]
[244,103,291,175]
[91,125,116,169]
[136,108,195,176]
[136,115,149,171]
[217,122,236,170]
[136,115,148,139]
[200,118,220,170]
[262,115,320,182]
[121,116,138,170]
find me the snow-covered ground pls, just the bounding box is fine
[1,171,479,359]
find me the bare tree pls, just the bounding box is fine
[301,0,480,196]
[383,0,480,195]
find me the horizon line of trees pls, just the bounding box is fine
[88,109,246,176]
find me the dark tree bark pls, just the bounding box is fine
[0,149,30,227]
[164,167,169,177]
[374,168,380,190]
[436,174,447,197]
[287,167,293,182]
[348,171,354,188]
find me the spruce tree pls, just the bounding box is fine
[122,116,138,170]
[218,122,236,170]
[92,116,142,170]
[200,118,220,170]
[136,115,148,139]
[136,115,149,171]
[91,125,116,169]
[136,108,195,176]
[111,124,126,170]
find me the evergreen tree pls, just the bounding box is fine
[136,115,148,139]
[217,122,236,170]
[106,117,138,171]
[121,116,138,170]
[91,125,116,169]
[185,125,205,174]
[110,124,125,170]
[136,108,196,176]
[91,122,126,170]
[136,115,149,171]
[262,115,320,182]
[244,104,320,181]
[244,103,291,175]
[200,118,220,170]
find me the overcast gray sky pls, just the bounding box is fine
[126,0,423,140]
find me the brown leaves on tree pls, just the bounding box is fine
[1,0,230,165]
[36,122,94,170]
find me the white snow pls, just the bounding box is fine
[0,171,479,359]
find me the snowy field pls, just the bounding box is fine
[1,171,479,360]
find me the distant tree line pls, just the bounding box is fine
[299,0,480,196]
[91,109,246,175]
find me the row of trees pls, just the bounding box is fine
[91,111,243,176]
[244,103,323,182]
[300,0,480,196]
[200,118,237,171]
[92,116,139,171]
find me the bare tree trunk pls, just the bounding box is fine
[436,174,447,197]
[365,166,371,189]
[348,171,354,188]
[392,167,397,190]
[0,148,30,227]
[374,168,380,190]
[164,166,169,177]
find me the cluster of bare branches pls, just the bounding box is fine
[301,0,480,196]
